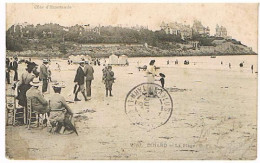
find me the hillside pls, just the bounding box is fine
[6,23,256,57]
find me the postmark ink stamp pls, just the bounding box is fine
[125,83,173,130]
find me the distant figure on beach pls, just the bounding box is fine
[221,61,223,65]
[56,63,61,72]
[159,73,165,88]
[103,66,115,97]
[68,60,70,65]
[175,59,178,64]
[229,63,231,69]
[240,62,243,67]
[167,60,169,65]
[39,59,49,93]
[84,61,94,99]
[251,65,254,73]
[74,61,87,101]
[184,60,189,65]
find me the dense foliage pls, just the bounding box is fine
[6,23,247,55]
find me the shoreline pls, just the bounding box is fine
[6,52,258,58]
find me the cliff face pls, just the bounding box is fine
[175,42,256,56]
[6,42,256,58]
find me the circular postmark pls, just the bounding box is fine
[125,83,173,130]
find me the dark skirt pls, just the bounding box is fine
[17,84,31,107]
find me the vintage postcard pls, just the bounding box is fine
[5,3,258,160]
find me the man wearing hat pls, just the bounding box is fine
[39,59,49,93]
[13,56,19,81]
[84,60,94,99]
[6,58,10,84]
[26,78,49,114]
[74,61,87,101]
[49,83,78,135]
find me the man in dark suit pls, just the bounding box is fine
[74,61,87,101]
[84,61,94,99]
[39,59,49,93]
[6,58,10,84]
[13,56,19,81]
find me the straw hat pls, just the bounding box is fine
[43,59,49,63]
[52,82,66,88]
[79,61,85,64]
[30,78,42,86]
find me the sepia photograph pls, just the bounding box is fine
[4,2,258,160]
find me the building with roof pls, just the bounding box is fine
[215,24,228,38]
[192,20,210,36]
[160,21,192,40]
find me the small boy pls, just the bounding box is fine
[103,66,115,97]
[159,73,165,88]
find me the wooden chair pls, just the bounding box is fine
[26,97,48,129]
[6,94,26,126]
[27,97,39,129]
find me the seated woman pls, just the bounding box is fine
[17,62,37,107]
[49,83,78,135]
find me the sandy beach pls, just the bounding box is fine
[5,55,257,160]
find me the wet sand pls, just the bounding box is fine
[6,55,257,160]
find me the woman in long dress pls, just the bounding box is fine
[16,62,37,107]
[146,60,156,96]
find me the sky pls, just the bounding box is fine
[6,3,258,52]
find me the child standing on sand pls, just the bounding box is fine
[103,66,115,97]
[158,73,165,88]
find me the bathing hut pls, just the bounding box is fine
[109,54,118,65]
[118,55,129,65]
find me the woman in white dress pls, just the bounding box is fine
[146,60,156,96]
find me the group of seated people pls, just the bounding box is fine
[25,77,78,135]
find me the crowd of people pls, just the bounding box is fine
[6,56,117,135]
[6,56,18,84]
